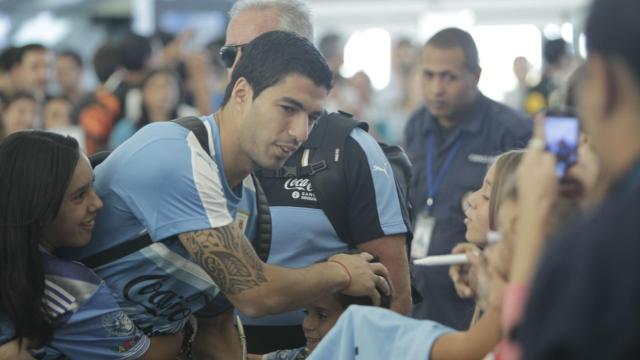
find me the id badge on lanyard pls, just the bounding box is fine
[411,207,435,259]
[411,134,463,259]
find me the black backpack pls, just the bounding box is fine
[82,116,273,268]
[257,111,420,302]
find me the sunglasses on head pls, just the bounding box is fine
[219,44,246,68]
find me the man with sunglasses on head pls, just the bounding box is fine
[57,31,391,360]
[222,0,412,355]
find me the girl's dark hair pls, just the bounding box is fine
[137,68,182,129]
[0,131,80,346]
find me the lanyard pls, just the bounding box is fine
[426,133,463,212]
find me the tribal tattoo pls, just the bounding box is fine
[179,225,267,295]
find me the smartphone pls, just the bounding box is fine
[544,113,580,178]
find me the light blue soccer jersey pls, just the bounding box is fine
[308,305,454,360]
[0,252,149,359]
[59,115,256,335]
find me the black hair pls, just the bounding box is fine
[426,27,480,72]
[318,33,342,60]
[5,91,38,109]
[93,43,120,83]
[119,33,152,72]
[0,46,18,72]
[564,63,587,111]
[336,287,392,310]
[137,68,182,129]
[543,38,568,66]
[45,94,72,106]
[57,50,83,68]
[16,44,48,64]
[0,131,80,347]
[586,0,640,87]
[222,30,332,106]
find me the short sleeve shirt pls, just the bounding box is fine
[0,252,149,359]
[59,115,256,334]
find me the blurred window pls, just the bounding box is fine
[342,28,391,90]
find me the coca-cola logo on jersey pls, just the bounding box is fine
[284,178,313,192]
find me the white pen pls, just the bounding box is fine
[413,231,503,266]
[413,253,469,266]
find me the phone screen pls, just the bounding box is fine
[544,115,579,177]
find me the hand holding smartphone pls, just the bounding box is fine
[543,112,580,179]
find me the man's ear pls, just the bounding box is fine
[230,77,253,108]
[596,54,619,117]
[472,67,482,86]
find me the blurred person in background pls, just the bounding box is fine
[318,32,358,114]
[12,44,50,101]
[75,43,121,154]
[1,91,39,139]
[113,33,153,122]
[150,30,215,116]
[55,50,85,105]
[374,37,422,145]
[109,68,196,148]
[405,27,531,330]
[504,56,531,113]
[43,95,86,153]
[524,38,575,114]
[349,71,374,122]
[43,95,73,130]
[0,47,17,97]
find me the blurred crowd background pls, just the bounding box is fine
[0,0,587,153]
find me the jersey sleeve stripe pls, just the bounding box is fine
[186,132,234,229]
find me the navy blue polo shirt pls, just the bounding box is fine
[404,92,531,329]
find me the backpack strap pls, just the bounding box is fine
[307,111,364,246]
[82,116,272,268]
[250,172,272,261]
[173,116,210,154]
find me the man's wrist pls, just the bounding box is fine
[326,258,351,292]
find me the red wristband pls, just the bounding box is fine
[329,259,352,291]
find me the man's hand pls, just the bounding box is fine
[180,225,392,316]
[328,252,391,307]
[357,235,412,314]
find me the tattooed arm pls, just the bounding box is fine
[179,224,391,317]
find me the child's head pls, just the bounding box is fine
[2,91,39,137]
[302,263,391,352]
[473,162,581,311]
[302,290,389,352]
[43,96,72,129]
[141,68,181,124]
[464,150,524,244]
